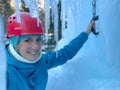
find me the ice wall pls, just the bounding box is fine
[0,13,6,90]
[46,0,120,90]
[99,0,120,72]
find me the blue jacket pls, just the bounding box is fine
[7,32,88,90]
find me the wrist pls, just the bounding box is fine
[84,30,91,35]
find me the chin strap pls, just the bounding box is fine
[8,44,41,63]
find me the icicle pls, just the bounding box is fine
[52,0,59,41]
[14,0,21,23]
[44,0,50,42]
[0,14,6,90]
[24,0,40,26]
[69,0,78,30]
[61,0,69,37]
[51,0,59,57]
[14,0,40,25]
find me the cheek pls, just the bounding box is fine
[17,43,30,53]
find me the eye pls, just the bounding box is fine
[36,37,42,42]
[24,39,32,42]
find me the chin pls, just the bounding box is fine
[28,58,37,61]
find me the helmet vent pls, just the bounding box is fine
[9,21,12,24]
[13,17,16,19]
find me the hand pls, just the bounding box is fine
[85,20,96,35]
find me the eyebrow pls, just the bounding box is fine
[24,36,41,39]
[23,37,32,39]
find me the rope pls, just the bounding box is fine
[92,0,96,17]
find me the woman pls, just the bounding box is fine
[5,12,95,90]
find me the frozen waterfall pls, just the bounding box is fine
[0,0,120,90]
[46,0,120,90]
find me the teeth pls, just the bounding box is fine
[29,52,38,55]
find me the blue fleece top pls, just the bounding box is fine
[7,32,88,90]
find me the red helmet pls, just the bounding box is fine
[6,12,44,38]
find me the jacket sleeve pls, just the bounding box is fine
[44,32,88,69]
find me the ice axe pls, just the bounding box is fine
[91,15,99,36]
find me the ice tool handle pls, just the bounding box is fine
[91,15,99,36]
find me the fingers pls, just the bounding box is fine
[91,20,96,30]
[85,16,99,35]
[84,20,96,35]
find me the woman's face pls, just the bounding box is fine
[16,35,42,61]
